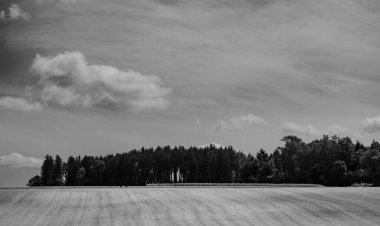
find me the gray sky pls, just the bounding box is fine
[1,0,380,186]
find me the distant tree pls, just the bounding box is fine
[27,175,42,186]
[256,149,269,162]
[240,155,259,183]
[337,137,354,166]
[52,155,63,185]
[370,140,380,150]
[360,149,380,185]
[81,156,95,185]
[355,141,366,152]
[281,136,304,181]
[41,155,54,186]
[90,159,106,185]
[77,167,86,186]
[258,162,272,182]
[65,156,80,186]
[29,136,380,187]
[271,148,282,171]
[293,146,313,183]
[328,160,347,186]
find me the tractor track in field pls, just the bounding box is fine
[1,187,380,225]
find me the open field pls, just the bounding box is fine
[147,183,324,187]
[1,187,380,225]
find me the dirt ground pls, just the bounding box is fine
[1,187,380,225]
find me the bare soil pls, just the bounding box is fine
[0,187,379,225]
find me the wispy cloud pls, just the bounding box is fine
[35,0,76,4]
[325,124,350,135]
[282,122,320,136]
[0,96,43,112]
[195,117,201,126]
[363,116,380,133]
[30,51,171,110]
[0,4,30,21]
[0,153,43,168]
[282,122,349,136]
[217,114,265,130]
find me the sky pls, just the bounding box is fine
[1,0,380,186]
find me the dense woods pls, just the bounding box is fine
[27,135,380,187]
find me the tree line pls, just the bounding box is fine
[27,135,380,186]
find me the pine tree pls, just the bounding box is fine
[52,155,63,185]
[65,156,79,186]
[40,155,54,186]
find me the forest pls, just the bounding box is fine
[27,135,380,187]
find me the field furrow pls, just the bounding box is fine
[1,187,380,225]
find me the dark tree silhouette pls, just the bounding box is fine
[52,155,63,185]
[27,175,42,186]
[28,135,380,187]
[65,156,80,186]
[40,155,54,186]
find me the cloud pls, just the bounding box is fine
[35,0,76,4]
[198,143,227,149]
[195,117,201,126]
[282,122,320,136]
[363,116,380,133]
[0,4,30,21]
[0,96,43,112]
[40,85,92,108]
[217,113,265,130]
[0,153,43,168]
[325,124,350,135]
[30,51,171,110]
[282,122,349,136]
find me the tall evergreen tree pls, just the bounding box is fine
[52,155,63,185]
[65,156,80,186]
[40,155,54,186]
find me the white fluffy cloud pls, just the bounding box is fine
[363,116,380,133]
[30,51,171,110]
[282,122,349,136]
[217,114,265,130]
[0,153,43,168]
[40,85,92,108]
[0,96,43,112]
[0,4,30,21]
